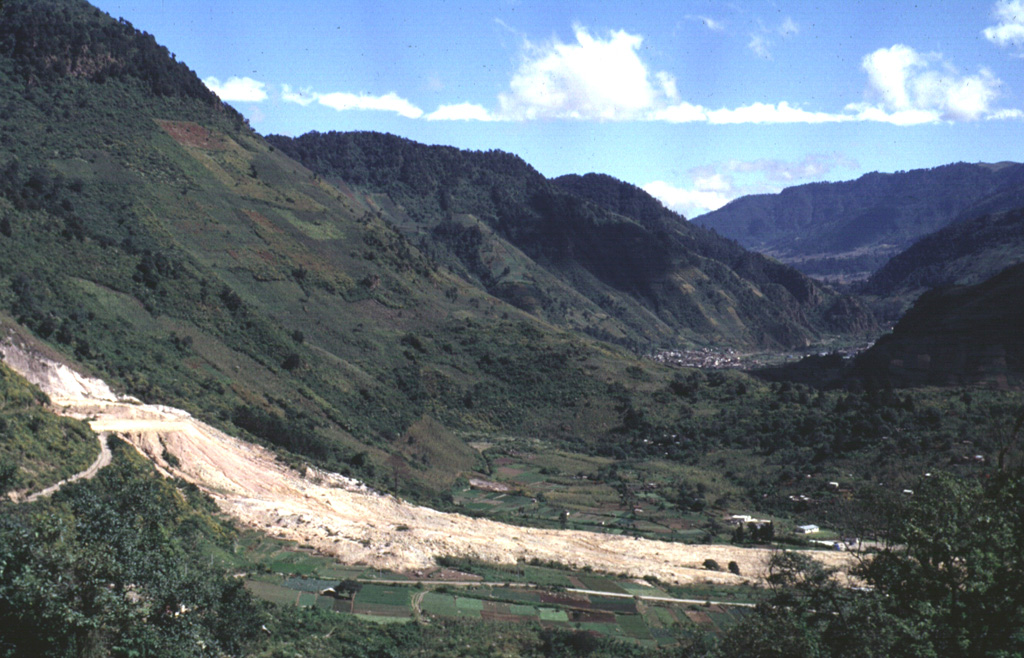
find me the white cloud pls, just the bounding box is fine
[856,44,999,121]
[987,107,1024,119]
[748,34,771,59]
[646,154,859,217]
[643,180,733,217]
[861,44,925,110]
[648,102,708,123]
[315,91,424,119]
[686,15,725,31]
[984,0,1024,48]
[203,76,268,102]
[725,154,860,182]
[651,101,853,125]
[270,27,1021,127]
[858,45,1001,121]
[844,103,940,125]
[426,102,496,121]
[709,101,852,124]
[496,26,677,120]
[280,84,316,106]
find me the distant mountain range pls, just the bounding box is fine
[693,162,1024,282]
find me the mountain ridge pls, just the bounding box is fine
[268,132,875,350]
[692,161,1024,281]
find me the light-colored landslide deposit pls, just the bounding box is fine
[1,337,852,586]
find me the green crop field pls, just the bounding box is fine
[578,575,629,593]
[244,580,304,607]
[538,607,569,622]
[356,585,411,607]
[419,592,459,616]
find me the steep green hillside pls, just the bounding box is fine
[692,162,1024,281]
[864,205,1024,305]
[267,133,874,350]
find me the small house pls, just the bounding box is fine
[795,524,820,535]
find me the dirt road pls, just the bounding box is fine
[18,432,112,503]
[0,339,852,586]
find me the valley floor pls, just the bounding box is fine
[1,340,850,587]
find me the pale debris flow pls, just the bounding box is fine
[0,337,851,585]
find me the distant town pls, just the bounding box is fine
[650,344,872,370]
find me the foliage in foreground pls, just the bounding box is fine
[0,438,263,657]
[715,470,1024,658]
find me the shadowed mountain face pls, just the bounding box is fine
[864,205,1024,302]
[856,262,1024,387]
[268,134,875,350]
[692,162,1024,282]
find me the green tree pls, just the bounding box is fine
[716,470,1024,658]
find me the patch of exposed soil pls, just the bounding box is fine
[155,119,230,150]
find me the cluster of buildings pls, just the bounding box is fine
[649,348,751,369]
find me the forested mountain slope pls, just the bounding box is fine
[267,133,874,350]
[692,162,1024,281]
[856,262,1024,386]
[864,205,1024,303]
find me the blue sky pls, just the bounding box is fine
[92,0,1024,217]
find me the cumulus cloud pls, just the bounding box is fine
[271,26,1020,126]
[857,44,1001,122]
[203,76,268,102]
[426,102,495,121]
[496,26,678,121]
[984,0,1024,48]
[645,154,859,217]
[315,91,424,119]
